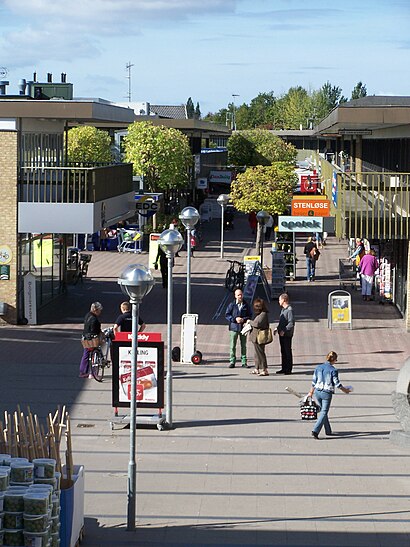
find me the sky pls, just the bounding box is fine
[0,0,409,114]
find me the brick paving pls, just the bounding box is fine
[0,214,409,546]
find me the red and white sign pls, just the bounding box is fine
[300,174,319,193]
[291,198,331,217]
[114,331,162,343]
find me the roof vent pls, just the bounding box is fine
[47,73,52,83]
[0,81,9,95]
[18,79,27,95]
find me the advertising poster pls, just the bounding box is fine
[111,332,164,409]
[331,295,351,323]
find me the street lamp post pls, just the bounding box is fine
[117,264,155,532]
[159,229,184,428]
[217,194,229,259]
[256,210,270,269]
[179,207,200,315]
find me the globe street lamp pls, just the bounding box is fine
[159,229,184,428]
[117,264,155,532]
[217,194,230,259]
[256,210,270,269]
[179,207,200,315]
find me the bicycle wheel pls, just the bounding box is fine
[90,349,104,382]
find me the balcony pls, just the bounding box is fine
[17,163,135,234]
[18,163,133,203]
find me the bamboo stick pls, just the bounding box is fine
[65,413,73,482]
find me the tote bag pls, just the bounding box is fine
[256,328,273,345]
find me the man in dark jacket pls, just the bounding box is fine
[274,293,295,375]
[303,236,319,281]
[225,288,251,368]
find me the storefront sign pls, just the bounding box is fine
[24,272,37,325]
[300,174,319,193]
[278,216,323,232]
[243,256,261,278]
[0,265,10,280]
[209,170,232,184]
[111,332,164,409]
[0,245,12,265]
[291,198,330,217]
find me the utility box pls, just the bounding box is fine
[0,302,8,315]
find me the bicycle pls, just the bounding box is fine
[86,328,115,382]
[225,260,245,291]
[73,253,92,285]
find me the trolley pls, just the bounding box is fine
[117,228,142,253]
[338,258,357,289]
[172,313,202,365]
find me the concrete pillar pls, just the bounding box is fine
[356,135,363,176]
[406,242,410,332]
[0,130,19,324]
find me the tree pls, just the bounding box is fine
[228,129,297,166]
[203,107,229,126]
[123,122,193,192]
[195,102,201,120]
[67,126,112,163]
[351,81,367,100]
[186,97,195,119]
[230,163,297,214]
[277,86,311,130]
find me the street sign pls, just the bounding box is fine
[291,198,331,217]
[278,216,323,233]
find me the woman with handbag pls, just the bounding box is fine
[307,351,352,439]
[79,302,103,378]
[248,298,270,376]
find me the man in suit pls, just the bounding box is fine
[225,288,251,368]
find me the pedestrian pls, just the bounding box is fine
[99,228,109,251]
[248,298,270,376]
[307,351,352,439]
[359,250,379,301]
[169,218,181,257]
[113,301,146,333]
[303,236,319,281]
[79,302,103,378]
[274,293,294,375]
[190,233,197,257]
[225,287,251,368]
[264,214,274,241]
[248,211,257,235]
[154,246,168,288]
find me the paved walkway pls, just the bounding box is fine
[0,215,409,547]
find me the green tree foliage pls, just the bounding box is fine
[67,126,112,163]
[186,97,195,119]
[203,107,229,126]
[230,164,297,214]
[195,102,201,120]
[277,86,311,130]
[351,81,367,100]
[228,129,297,166]
[236,92,276,129]
[123,122,193,192]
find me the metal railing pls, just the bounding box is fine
[319,155,410,240]
[18,163,133,204]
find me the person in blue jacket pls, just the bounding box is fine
[225,288,251,368]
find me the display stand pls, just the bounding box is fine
[117,228,142,253]
[274,232,296,280]
[243,261,271,304]
[270,250,286,298]
[110,332,166,430]
[327,290,352,330]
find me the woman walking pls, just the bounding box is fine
[248,298,270,376]
[307,351,351,439]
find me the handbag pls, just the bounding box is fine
[256,327,273,345]
[300,397,319,420]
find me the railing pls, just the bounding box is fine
[18,163,133,204]
[318,154,410,240]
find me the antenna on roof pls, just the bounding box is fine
[125,61,134,103]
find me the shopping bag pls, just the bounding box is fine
[300,397,319,420]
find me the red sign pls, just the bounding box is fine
[300,174,319,193]
[114,332,162,342]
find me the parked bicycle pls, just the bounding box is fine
[86,327,115,382]
[73,253,92,285]
[225,260,245,291]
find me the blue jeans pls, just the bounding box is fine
[306,257,315,280]
[312,390,333,435]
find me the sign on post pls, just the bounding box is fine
[328,290,352,329]
[111,332,164,409]
[278,216,323,233]
[291,198,331,217]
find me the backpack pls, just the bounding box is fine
[310,247,320,261]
